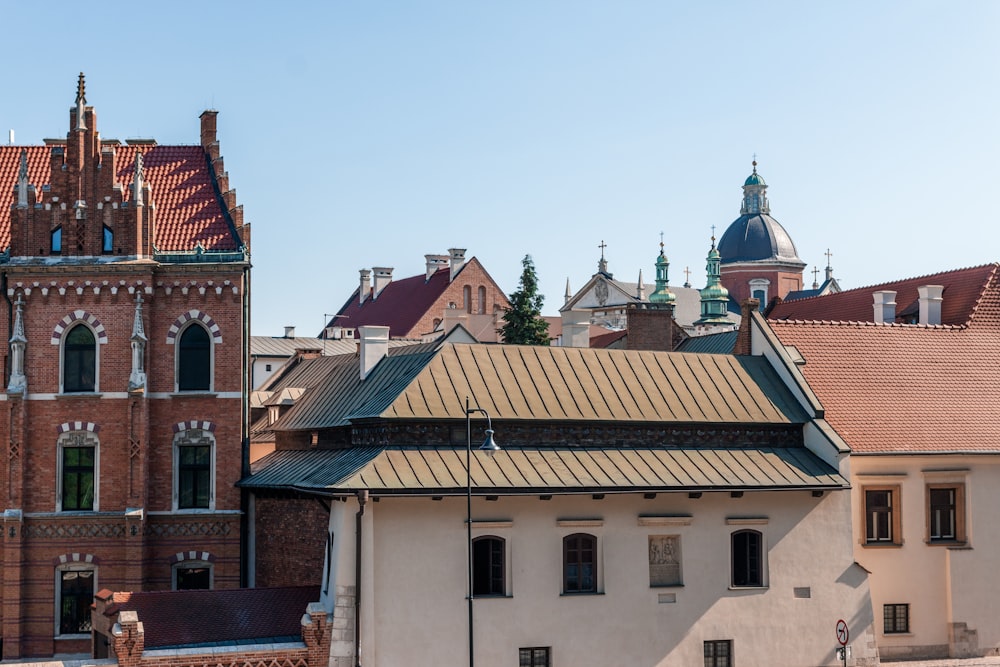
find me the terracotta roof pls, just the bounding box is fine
[769,295,1000,454]
[242,445,846,493]
[0,144,240,252]
[768,264,998,326]
[108,586,319,648]
[590,328,627,348]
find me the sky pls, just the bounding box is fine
[2,1,999,336]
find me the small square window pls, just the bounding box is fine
[174,562,212,590]
[704,639,733,667]
[519,647,550,667]
[884,603,909,634]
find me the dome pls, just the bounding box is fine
[744,172,765,186]
[718,213,804,265]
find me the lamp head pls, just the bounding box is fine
[479,428,501,458]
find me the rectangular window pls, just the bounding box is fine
[59,569,94,635]
[178,445,211,509]
[927,484,965,543]
[62,446,95,511]
[864,486,901,545]
[175,565,211,590]
[704,640,733,667]
[563,533,597,593]
[519,647,550,667]
[731,530,763,587]
[472,536,505,596]
[884,603,910,634]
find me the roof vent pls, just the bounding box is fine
[917,285,944,326]
[283,326,295,338]
[372,267,393,300]
[872,291,897,324]
[359,269,372,306]
[448,248,466,282]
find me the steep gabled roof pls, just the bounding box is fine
[769,297,1000,454]
[768,264,998,326]
[0,144,240,252]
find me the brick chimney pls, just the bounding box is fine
[872,291,897,324]
[359,269,372,306]
[359,326,390,380]
[626,303,679,351]
[199,110,218,149]
[372,267,393,299]
[917,285,944,325]
[733,298,760,355]
[448,248,466,282]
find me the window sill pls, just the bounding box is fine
[926,539,968,547]
[170,392,218,398]
[560,591,604,597]
[862,541,903,548]
[882,632,913,637]
[650,584,685,589]
[55,633,90,640]
[172,507,216,514]
[728,585,768,591]
[56,392,102,399]
[471,594,512,600]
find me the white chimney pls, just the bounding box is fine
[284,326,295,338]
[359,269,372,306]
[872,291,897,324]
[8,130,13,145]
[359,325,390,380]
[448,248,466,282]
[561,309,591,348]
[425,254,449,281]
[372,267,393,299]
[918,285,944,326]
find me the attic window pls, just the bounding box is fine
[102,225,113,254]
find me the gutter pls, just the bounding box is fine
[355,489,368,667]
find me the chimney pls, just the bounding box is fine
[732,298,760,355]
[872,291,897,324]
[8,130,12,145]
[359,325,390,380]
[448,248,466,282]
[425,254,449,281]
[284,326,295,338]
[372,267,393,299]
[359,269,372,306]
[561,310,591,348]
[199,110,218,149]
[917,285,944,326]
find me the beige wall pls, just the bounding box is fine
[324,488,876,666]
[853,454,1000,660]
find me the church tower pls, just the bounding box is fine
[695,235,732,327]
[717,161,805,309]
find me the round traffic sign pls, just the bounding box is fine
[836,619,849,646]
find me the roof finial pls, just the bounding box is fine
[597,240,609,275]
[752,152,758,172]
[812,266,820,289]
[710,224,717,249]
[683,266,691,289]
[74,72,87,131]
[133,152,145,206]
[598,239,607,261]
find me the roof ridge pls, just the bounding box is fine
[771,318,967,330]
[964,263,1000,326]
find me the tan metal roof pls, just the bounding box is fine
[379,343,805,424]
[241,446,845,493]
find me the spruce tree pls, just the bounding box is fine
[499,254,550,345]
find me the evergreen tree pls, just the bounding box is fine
[499,254,550,345]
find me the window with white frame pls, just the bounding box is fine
[177,323,212,391]
[749,278,770,311]
[173,428,215,510]
[57,566,95,635]
[63,323,97,393]
[57,431,99,512]
[173,560,212,590]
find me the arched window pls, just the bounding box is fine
[51,227,62,254]
[731,529,764,587]
[472,536,505,596]
[102,225,113,254]
[464,285,472,313]
[563,533,597,593]
[174,428,215,510]
[63,324,96,393]
[177,324,211,391]
[478,286,486,314]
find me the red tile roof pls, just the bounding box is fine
[107,586,319,648]
[768,264,998,326]
[333,267,452,338]
[0,144,240,252]
[769,268,1000,453]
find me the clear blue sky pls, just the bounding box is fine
[3,2,999,336]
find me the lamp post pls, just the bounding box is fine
[466,396,501,667]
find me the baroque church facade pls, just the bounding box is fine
[0,76,249,658]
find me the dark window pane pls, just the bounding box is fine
[102,226,113,253]
[51,227,62,254]
[64,324,96,392]
[732,530,762,587]
[178,325,211,391]
[930,488,956,540]
[177,566,211,590]
[179,445,210,508]
[473,537,505,596]
[62,446,95,511]
[60,570,94,634]
[563,533,596,593]
[866,489,893,542]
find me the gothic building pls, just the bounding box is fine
[0,75,249,657]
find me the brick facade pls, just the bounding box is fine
[253,495,328,588]
[408,257,509,338]
[0,77,249,658]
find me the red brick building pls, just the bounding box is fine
[0,75,249,658]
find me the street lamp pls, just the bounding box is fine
[466,396,501,667]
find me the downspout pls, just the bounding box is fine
[355,489,368,667]
[2,272,10,384]
[240,259,252,587]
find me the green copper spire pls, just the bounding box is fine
[648,239,676,305]
[696,234,731,325]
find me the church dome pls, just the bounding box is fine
[718,162,804,266]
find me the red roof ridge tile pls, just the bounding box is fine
[964,263,1000,326]
[772,318,967,330]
